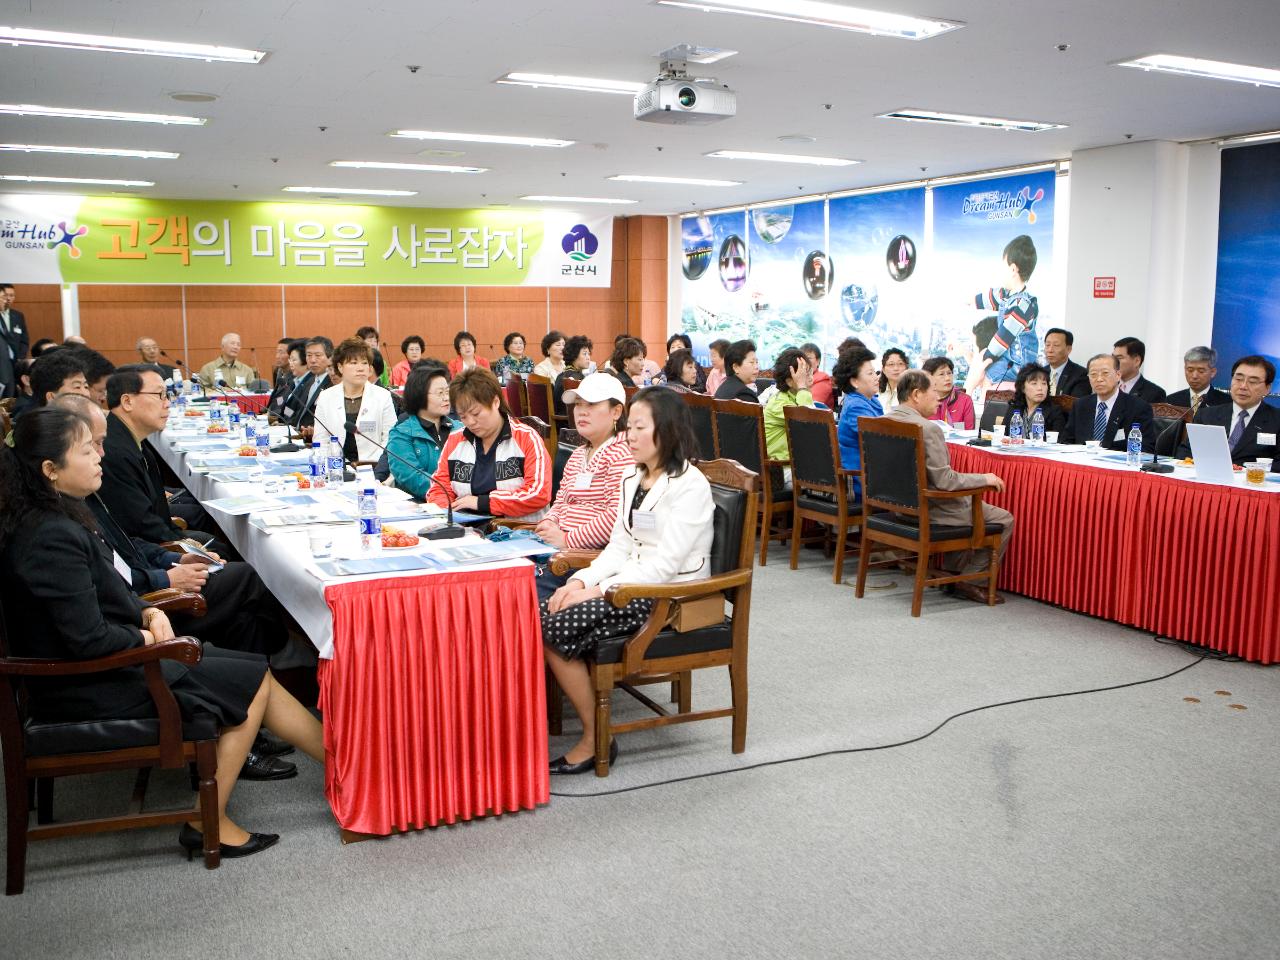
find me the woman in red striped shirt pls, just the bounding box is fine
[533,373,633,599]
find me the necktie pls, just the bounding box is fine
[1228,409,1248,450]
[1050,371,1059,396]
[1093,401,1107,441]
[1190,393,1201,416]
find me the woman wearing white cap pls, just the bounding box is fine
[534,373,634,601]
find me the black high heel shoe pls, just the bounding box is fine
[549,738,619,775]
[179,822,280,860]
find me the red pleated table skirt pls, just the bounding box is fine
[949,446,1280,663]
[317,563,550,836]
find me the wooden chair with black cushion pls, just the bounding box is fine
[984,389,1015,404]
[1050,394,1075,416]
[854,417,1003,617]
[713,398,790,565]
[783,405,861,584]
[1,594,221,895]
[503,376,527,418]
[558,377,580,431]
[524,375,558,454]
[1150,403,1193,457]
[549,458,758,776]
[549,426,588,502]
[682,392,719,462]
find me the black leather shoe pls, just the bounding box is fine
[239,751,297,781]
[253,731,295,758]
[549,738,619,775]
[179,823,280,860]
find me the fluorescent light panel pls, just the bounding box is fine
[283,186,417,196]
[0,143,178,158]
[0,103,206,124]
[390,130,573,148]
[0,174,154,186]
[521,195,637,204]
[495,72,645,95]
[653,0,961,40]
[331,160,487,174]
[0,26,265,63]
[706,149,860,166]
[877,109,1065,132]
[609,174,742,186]
[1116,54,1280,89]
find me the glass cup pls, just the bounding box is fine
[308,529,334,558]
[991,425,1006,443]
[1245,462,1266,485]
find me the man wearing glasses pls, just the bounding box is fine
[1178,356,1279,466]
[97,364,231,555]
[1060,353,1155,451]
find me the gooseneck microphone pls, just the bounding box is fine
[1142,416,1184,474]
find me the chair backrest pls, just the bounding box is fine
[978,400,1011,434]
[525,374,554,422]
[1151,402,1192,422]
[1051,394,1075,414]
[695,459,759,575]
[985,389,1015,404]
[857,416,925,515]
[713,398,765,475]
[783,405,839,495]
[0,407,11,444]
[518,415,550,440]
[623,385,640,402]
[504,377,527,417]
[682,392,719,461]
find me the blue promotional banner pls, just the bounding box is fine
[931,170,1057,392]
[1212,141,1280,381]
[827,188,926,366]
[739,199,827,363]
[681,210,749,363]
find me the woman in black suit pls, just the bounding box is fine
[713,338,761,402]
[0,409,324,860]
[1010,362,1067,436]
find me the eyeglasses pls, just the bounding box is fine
[427,389,451,399]
[1232,374,1267,387]
[131,390,170,401]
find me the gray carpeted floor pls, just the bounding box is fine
[4,546,1278,959]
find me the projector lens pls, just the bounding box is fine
[678,87,697,108]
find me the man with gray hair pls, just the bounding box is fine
[1166,346,1230,414]
[136,335,177,381]
[198,331,257,388]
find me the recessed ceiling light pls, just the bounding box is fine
[495,72,645,95]
[521,195,638,204]
[391,129,574,148]
[0,103,206,124]
[0,143,179,159]
[877,109,1065,132]
[331,160,487,174]
[706,149,860,166]
[0,26,266,62]
[283,186,417,197]
[0,174,155,186]
[652,1,962,40]
[609,174,742,186]
[169,92,219,103]
[1115,54,1280,89]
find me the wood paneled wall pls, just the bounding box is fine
[26,217,671,374]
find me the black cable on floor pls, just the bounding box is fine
[550,639,1208,799]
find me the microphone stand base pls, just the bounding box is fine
[1140,462,1175,473]
[422,525,466,540]
[271,443,302,453]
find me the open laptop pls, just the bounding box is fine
[1185,422,1236,483]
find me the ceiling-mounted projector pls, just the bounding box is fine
[634,50,736,125]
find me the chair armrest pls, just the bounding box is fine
[159,540,186,555]
[491,519,537,531]
[549,550,601,576]
[171,516,188,531]
[837,468,861,478]
[925,485,993,499]
[604,570,751,606]
[139,589,208,616]
[0,636,203,677]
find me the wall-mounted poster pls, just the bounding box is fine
[736,199,826,364]
[931,170,1057,394]
[681,210,750,364]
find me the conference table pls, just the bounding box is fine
[152,411,550,839]
[943,434,1280,663]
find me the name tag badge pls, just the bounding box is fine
[235,375,246,387]
[111,550,132,583]
[358,419,377,435]
[1258,433,1276,447]
[1114,429,1126,443]
[574,471,595,491]
[633,511,658,531]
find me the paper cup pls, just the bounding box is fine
[1046,431,1060,444]
[1084,440,1101,453]
[308,530,333,558]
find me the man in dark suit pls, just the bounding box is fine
[1165,345,1232,415]
[98,364,231,555]
[1177,356,1280,465]
[1043,327,1090,398]
[294,336,336,430]
[0,282,30,398]
[1060,353,1156,451]
[1113,336,1167,404]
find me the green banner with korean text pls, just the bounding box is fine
[0,194,613,286]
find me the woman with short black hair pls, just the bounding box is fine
[714,339,760,402]
[447,330,491,379]
[922,355,975,429]
[494,331,535,381]
[386,365,454,499]
[661,348,701,391]
[608,337,647,388]
[391,335,425,387]
[533,330,567,380]
[1010,361,1066,436]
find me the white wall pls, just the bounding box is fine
[1064,140,1221,391]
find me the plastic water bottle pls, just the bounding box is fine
[243,417,256,448]
[1008,410,1025,444]
[326,436,344,487]
[255,421,270,459]
[228,402,241,438]
[1030,408,1045,444]
[1127,424,1143,467]
[357,487,381,554]
[309,440,327,489]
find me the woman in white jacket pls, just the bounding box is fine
[542,387,714,774]
[311,337,398,464]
